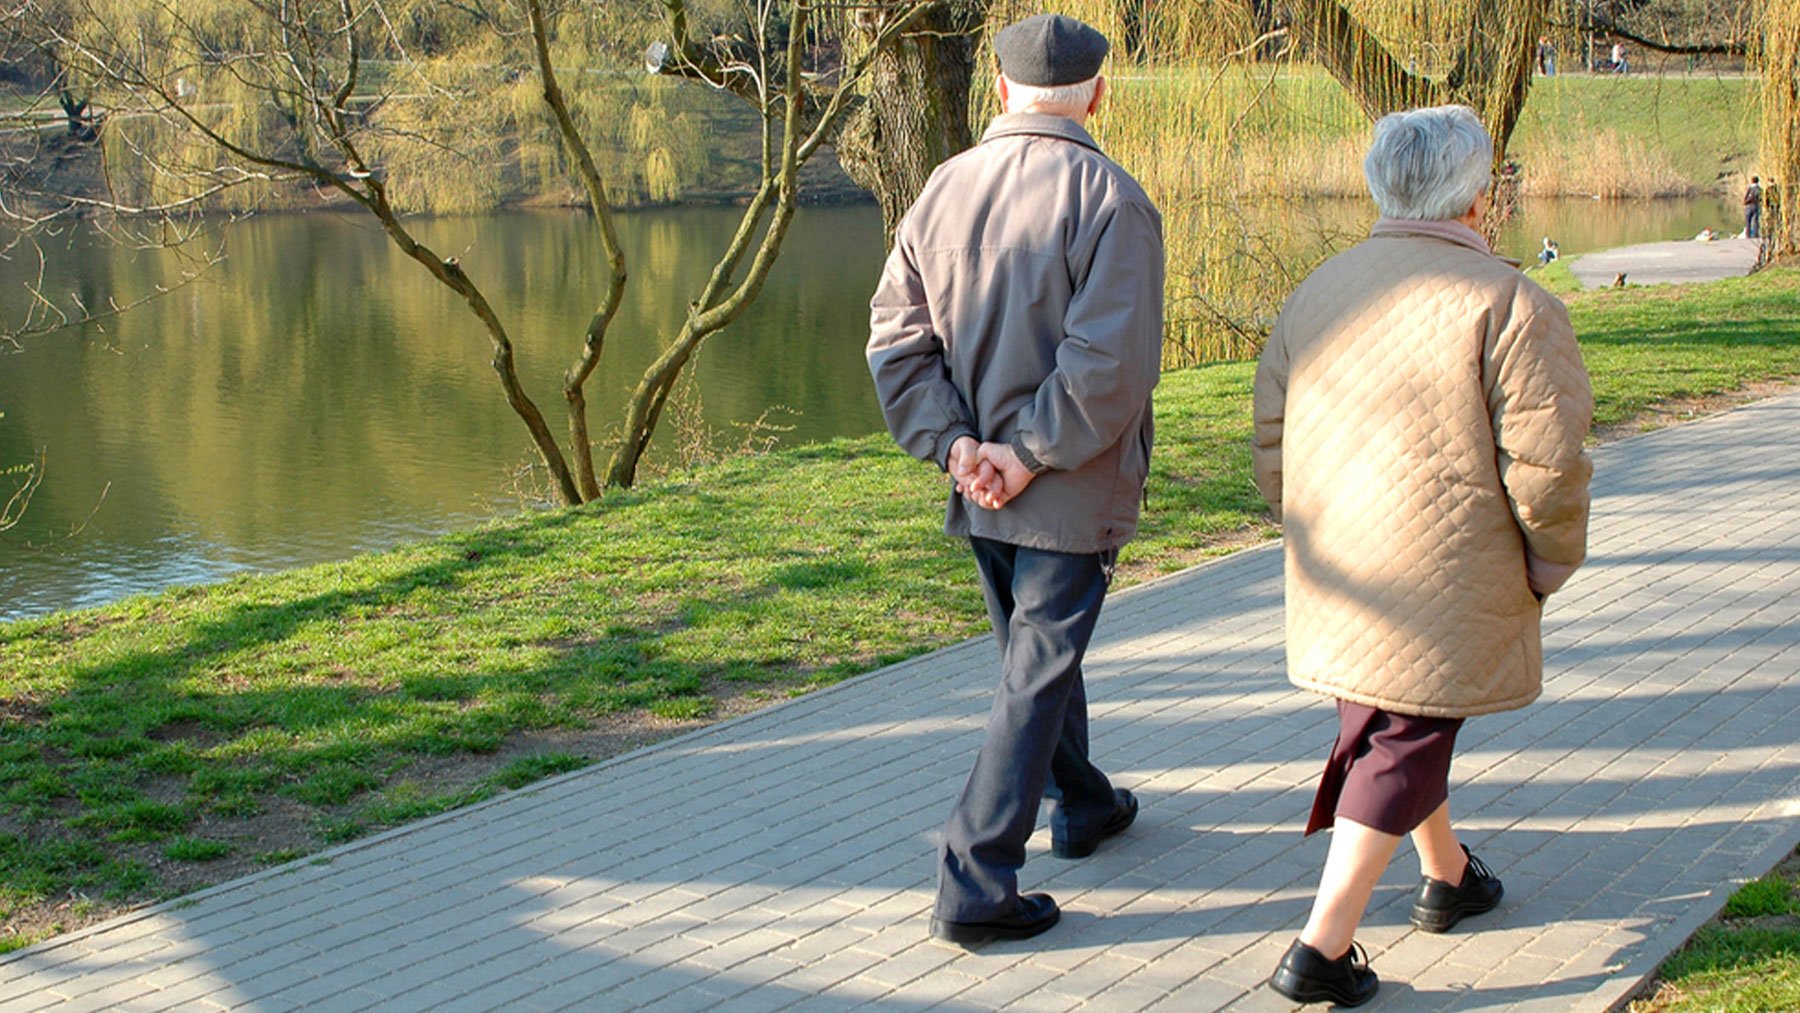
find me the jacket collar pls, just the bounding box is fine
[1370,217,1522,266]
[981,112,1104,154]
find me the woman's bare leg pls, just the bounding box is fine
[1297,817,1401,958]
[1410,801,1467,883]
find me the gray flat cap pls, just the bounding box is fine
[994,14,1108,87]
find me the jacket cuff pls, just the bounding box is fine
[1526,552,1579,596]
[1010,433,1051,474]
[938,427,979,471]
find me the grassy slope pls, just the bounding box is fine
[1508,73,1759,193]
[1,267,1798,948]
[1574,269,1800,427]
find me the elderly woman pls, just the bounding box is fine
[1253,105,1593,1006]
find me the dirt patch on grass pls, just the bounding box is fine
[1593,378,1800,444]
[1116,525,1281,587]
[0,696,46,723]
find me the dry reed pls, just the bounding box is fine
[1513,129,1692,199]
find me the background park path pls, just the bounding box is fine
[4,391,1800,1011]
[1568,237,1761,288]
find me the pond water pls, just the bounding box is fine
[0,194,1743,620]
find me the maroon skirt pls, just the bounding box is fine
[1305,701,1464,837]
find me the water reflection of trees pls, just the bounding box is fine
[0,208,887,565]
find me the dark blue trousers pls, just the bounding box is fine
[935,536,1120,921]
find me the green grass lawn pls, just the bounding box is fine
[1,266,1797,950]
[1573,268,1800,428]
[1631,846,1800,1011]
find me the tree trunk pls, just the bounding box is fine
[1117,0,1149,62]
[835,1,985,244]
[58,89,96,141]
[1446,0,1543,161]
[1286,0,1543,154]
[1285,0,1439,119]
[528,0,625,502]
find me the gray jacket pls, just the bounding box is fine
[867,113,1165,553]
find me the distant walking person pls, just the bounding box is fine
[1253,105,1594,1006]
[867,13,1163,946]
[1536,35,1557,75]
[1745,175,1764,239]
[1610,40,1628,72]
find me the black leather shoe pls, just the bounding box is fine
[1411,845,1504,933]
[1268,938,1379,1007]
[929,892,1060,945]
[1051,788,1138,859]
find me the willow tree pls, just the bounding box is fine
[1758,0,1799,258]
[1281,0,1546,167]
[3,0,934,497]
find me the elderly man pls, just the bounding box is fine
[866,13,1164,945]
[1255,105,1592,1005]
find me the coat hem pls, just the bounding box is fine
[1288,678,1542,720]
[944,517,1134,555]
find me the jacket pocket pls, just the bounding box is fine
[1105,415,1153,534]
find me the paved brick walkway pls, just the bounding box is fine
[5,393,1800,1012]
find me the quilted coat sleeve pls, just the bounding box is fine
[867,229,978,470]
[1251,307,1291,520]
[1486,283,1594,594]
[1011,200,1165,473]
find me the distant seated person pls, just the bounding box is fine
[1693,227,1718,242]
[1536,236,1560,266]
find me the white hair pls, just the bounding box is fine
[1002,75,1100,115]
[1363,104,1494,221]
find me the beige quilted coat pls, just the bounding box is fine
[1252,219,1593,718]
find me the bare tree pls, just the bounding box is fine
[1,0,934,498]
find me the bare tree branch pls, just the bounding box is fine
[1570,10,1747,57]
[527,0,628,501]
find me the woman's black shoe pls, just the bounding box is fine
[1268,938,1379,1007]
[929,892,1060,945]
[1411,844,1504,932]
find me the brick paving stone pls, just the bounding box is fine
[994,990,1083,1013]
[5,395,1800,1011]
[954,960,1076,1009]
[1145,979,1244,1013]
